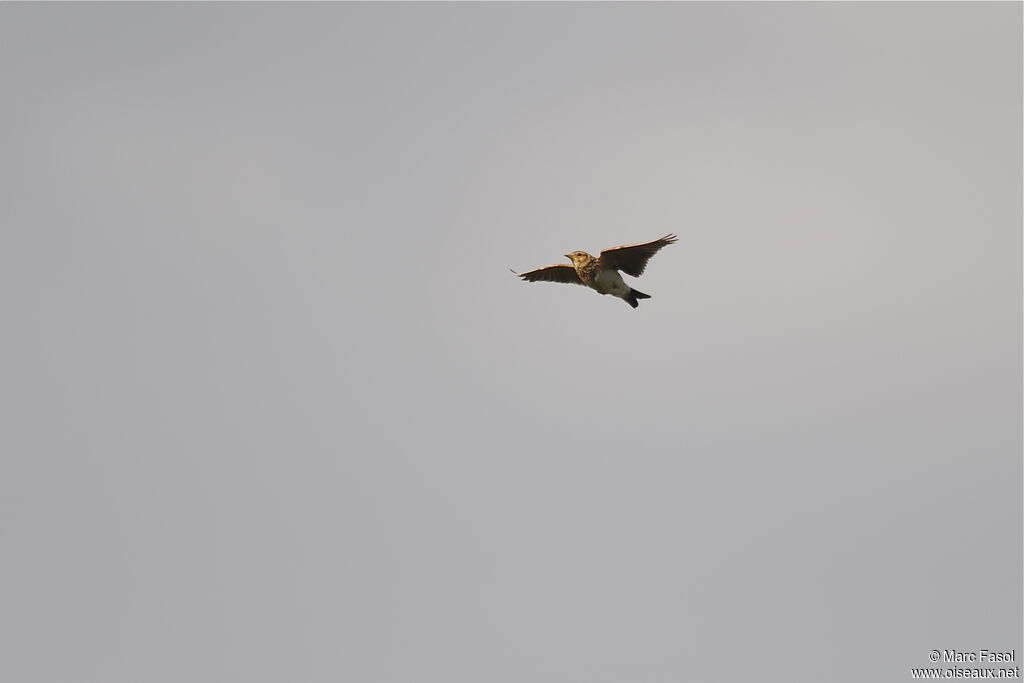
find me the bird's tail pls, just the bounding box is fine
[625,288,651,309]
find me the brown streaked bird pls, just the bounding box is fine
[514,234,677,308]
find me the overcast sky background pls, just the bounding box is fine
[2,3,1021,682]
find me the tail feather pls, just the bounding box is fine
[624,288,651,309]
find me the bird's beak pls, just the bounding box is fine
[564,254,572,260]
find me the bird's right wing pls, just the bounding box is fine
[514,264,584,286]
[599,234,678,277]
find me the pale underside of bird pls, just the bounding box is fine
[514,234,678,308]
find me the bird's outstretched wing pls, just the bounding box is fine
[514,264,584,286]
[599,234,678,277]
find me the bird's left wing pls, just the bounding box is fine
[514,264,584,286]
[599,234,678,277]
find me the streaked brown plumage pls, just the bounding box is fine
[515,234,677,308]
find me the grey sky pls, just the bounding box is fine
[2,3,1021,682]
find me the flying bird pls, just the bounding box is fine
[514,234,677,308]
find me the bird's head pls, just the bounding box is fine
[565,251,591,266]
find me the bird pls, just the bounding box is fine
[514,234,677,308]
